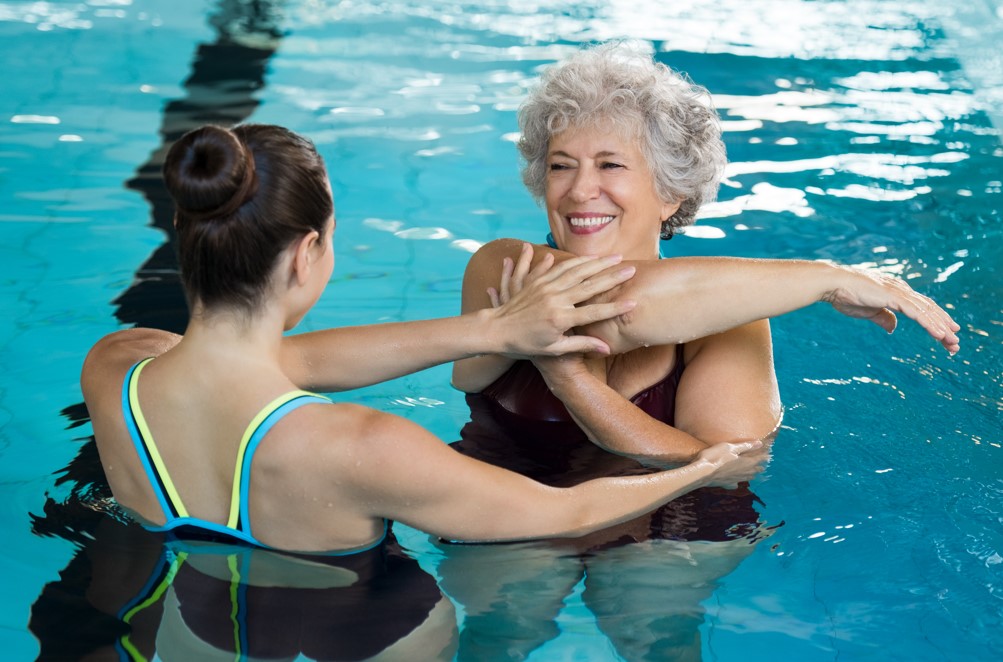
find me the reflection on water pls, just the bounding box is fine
[29,516,456,661]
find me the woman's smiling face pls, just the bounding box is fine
[545,123,678,261]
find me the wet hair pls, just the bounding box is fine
[518,42,726,236]
[162,124,332,312]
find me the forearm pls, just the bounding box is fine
[282,311,506,391]
[543,366,708,464]
[451,354,516,393]
[557,459,719,538]
[432,458,719,543]
[586,257,843,353]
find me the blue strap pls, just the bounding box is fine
[237,395,332,539]
[122,359,175,520]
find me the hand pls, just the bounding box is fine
[695,439,770,489]
[487,243,637,357]
[823,265,961,354]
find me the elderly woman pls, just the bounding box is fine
[442,42,959,659]
[454,41,956,472]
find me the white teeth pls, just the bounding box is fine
[568,215,614,227]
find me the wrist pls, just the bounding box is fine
[816,262,852,305]
[472,307,507,355]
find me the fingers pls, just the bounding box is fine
[730,439,764,454]
[567,299,638,327]
[530,256,633,306]
[855,272,961,354]
[895,288,961,352]
[498,256,513,304]
[869,308,897,334]
[563,265,637,305]
[547,335,613,356]
[511,242,534,294]
[524,252,624,289]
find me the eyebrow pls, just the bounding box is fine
[548,150,625,159]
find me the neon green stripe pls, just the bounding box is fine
[226,390,320,528]
[129,358,189,518]
[119,552,188,660]
[228,554,242,661]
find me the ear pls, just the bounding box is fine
[660,199,682,223]
[291,230,321,287]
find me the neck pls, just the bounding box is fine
[177,302,288,368]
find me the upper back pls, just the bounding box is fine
[82,329,386,554]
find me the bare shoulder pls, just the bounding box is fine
[291,402,431,455]
[81,328,181,401]
[289,401,451,491]
[470,238,528,264]
[676,319,781,443]
[464,238,527,280]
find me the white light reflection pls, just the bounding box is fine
[283,1,957,63]
[363,218,484,253]
[822,184,931,202]
[724,152,966,187]
[934,261,965,283]
[10,115,60,124]
[681,225,726,239]
[701,183,813,219]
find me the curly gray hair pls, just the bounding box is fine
[518,42,726,236]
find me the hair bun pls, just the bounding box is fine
[163,125,258,222]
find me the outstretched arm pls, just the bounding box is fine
[452,239,959,396]
[341,407,763,543]
[586,256,960,355]
[281,244,636,392]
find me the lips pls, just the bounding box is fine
[567,214,614,235]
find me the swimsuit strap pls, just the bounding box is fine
[124,358,189,520]
[124,359,332,536]
[231,391,332,536]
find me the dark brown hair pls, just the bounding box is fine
[162,124,333,312]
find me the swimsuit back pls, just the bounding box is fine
[121,358,385,552]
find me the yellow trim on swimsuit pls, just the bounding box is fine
[129,358,190,518]
[226,390,321,528]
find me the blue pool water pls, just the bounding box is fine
[2,0,1001,659]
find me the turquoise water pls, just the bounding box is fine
[1,0,1001,659]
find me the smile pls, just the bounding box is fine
[567,215,614,233]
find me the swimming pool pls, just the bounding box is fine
[2,0,1001,659]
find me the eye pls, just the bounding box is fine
[548,162,571,172]
[600,161,624,170]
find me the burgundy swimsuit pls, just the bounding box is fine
[452,346,764,546]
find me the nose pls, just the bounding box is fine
[569,164,600,203]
